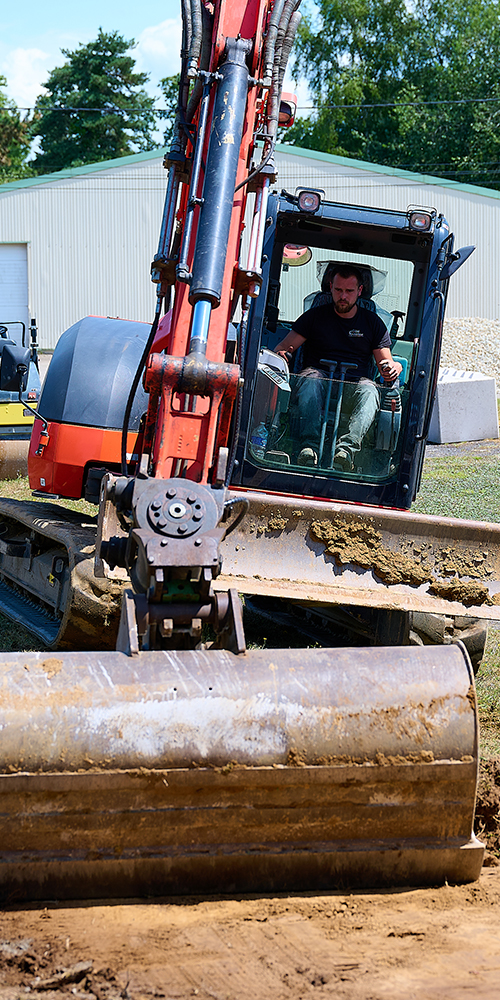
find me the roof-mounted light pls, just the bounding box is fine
[407,207,436,232]
[279,93,297,128]
[296,188,324,213]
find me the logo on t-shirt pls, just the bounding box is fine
[349,329,363,337]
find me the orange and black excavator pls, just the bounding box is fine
[0,0,495,901]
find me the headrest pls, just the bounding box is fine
[317,261,387,299]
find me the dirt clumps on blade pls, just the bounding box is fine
[429,579,493,606]
[310,515,495,604]
[310,516,433,586]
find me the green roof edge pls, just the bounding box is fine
[2,140,500,202]
[273,141,500,200]
[0,147,167,193]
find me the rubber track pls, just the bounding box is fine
[0,498,125,650]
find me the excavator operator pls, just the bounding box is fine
[274,265,403,471]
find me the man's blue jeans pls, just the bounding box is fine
[294,367,379,461]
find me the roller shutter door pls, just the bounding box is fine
[0,244,29,345]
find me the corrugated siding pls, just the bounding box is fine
[0,147,498,348]
[0,161,165,348]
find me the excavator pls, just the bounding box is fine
[0,0,498,902]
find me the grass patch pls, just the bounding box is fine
[0,615,46,652]
[413,448,500,522]
[0,475,95,516]
[477,629,500,759]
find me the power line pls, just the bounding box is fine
[5,93,500,115]
[295,95,500,111]
[5,106,170,115]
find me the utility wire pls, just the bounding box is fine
[6,93,500,114]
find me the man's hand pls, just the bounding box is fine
[378,359,403,382]
[274,330,306,364]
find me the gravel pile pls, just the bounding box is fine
[441,318,500,388]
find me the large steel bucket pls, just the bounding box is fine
[0,642,482,901]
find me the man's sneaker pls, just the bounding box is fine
[297,447,318,467]
[334,448,353,472]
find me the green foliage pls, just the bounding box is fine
[0,75,33,183]
[287,0,500,187]
[32,29,158,173]
[158,74,181,148]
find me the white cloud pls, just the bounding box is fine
[135,17,182,94]
[1,47,51,107]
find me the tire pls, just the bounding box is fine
[409,610,487,674]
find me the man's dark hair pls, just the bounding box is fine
[331,264,363,285]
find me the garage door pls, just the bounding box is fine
[0,243,29,346]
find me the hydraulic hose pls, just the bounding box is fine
[120,308,160,477]
[262,0,287,87]
[187,0,203,78]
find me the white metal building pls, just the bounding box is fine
[0,143,498,348]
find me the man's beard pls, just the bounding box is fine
[334,299,353,314]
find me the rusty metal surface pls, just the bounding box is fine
[0,643,483,899]
[217,491,500,620]
[0,644,477,770]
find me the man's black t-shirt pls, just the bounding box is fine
[292,303,391,380]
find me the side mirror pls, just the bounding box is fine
[439,245,475,281]
[0,343,30,392]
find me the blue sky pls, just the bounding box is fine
[1,1,183,109]
[1,0,309,116]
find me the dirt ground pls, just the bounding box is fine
[2,865,500,1000]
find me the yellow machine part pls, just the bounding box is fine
[0,402,34,428]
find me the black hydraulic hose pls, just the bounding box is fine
[186,3,213,123]
[120,309,160,477]
[181,0,192,53]
[268,4,301,138]
[280,9,302,82]
[176,82,212,281]
[262,0,287,86]
[187,0,203,78]
[168,0,192,161]
[222,497,250,536]
[234,138,275,192]
[155,165,179,261]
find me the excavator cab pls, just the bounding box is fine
[231,190,445,509]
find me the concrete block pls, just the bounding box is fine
[428,368,499,444]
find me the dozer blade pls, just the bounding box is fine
[0,642,482,901]
[218,491,500,620]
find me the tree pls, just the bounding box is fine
[158,74,181,149]
[0,76,33,183]
[286,0,500,188]
[32,29,158,173]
